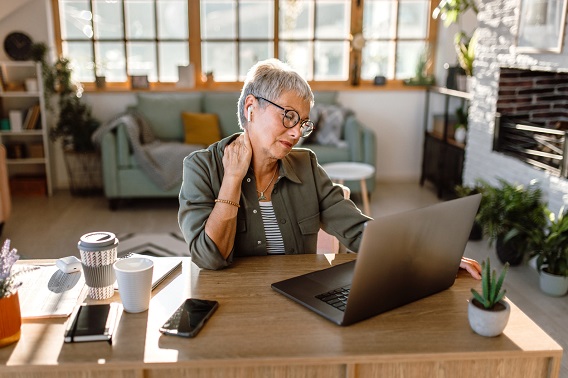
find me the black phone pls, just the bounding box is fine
[159,298,218,338]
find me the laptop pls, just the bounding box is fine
[271,194,481,326]
[114,253,182,291]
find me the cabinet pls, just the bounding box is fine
[0,61,52,196]
[420,86,471,199]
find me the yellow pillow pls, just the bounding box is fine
[182,112,221,146]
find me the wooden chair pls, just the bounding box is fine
[317,183,351,254]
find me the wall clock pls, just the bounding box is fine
[3,32,33,61]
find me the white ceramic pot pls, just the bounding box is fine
[539,270,568,297]
[454,126,467,144]
[468,298,510,337]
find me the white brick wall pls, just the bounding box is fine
[463,0,568,213]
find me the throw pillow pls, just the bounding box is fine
[307,104,352,148]
[182,112,221,146]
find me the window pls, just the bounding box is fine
[53,0,436,89]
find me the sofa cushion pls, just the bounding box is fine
[304,104,351,148]
[135,93,202,141]
[203,92,241,137]
[182,112,221,146]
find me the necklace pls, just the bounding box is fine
[256,168,278,201]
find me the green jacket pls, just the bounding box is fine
[178,133,371,270]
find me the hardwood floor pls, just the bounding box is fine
[3,181,566,377]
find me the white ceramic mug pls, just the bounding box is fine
[114,257,154,313]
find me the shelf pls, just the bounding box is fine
[0,130,43,136]
[427,131,466,150]
[429,86,473,100]
[7,158,46,165]
[0,91,41,98]
[0,61,52,196]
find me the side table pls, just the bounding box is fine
[321,162,375,215]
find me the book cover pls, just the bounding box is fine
[64,303,122,343]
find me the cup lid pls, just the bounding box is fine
[78,231,118,251]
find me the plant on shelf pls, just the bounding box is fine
[527,207,568,296]
[468,257,510,337]
[433,0,479,92]
[475,179,548,266]
[453,104,468,143]
[454,30,477,77]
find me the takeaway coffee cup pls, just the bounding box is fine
[78,231,119,300]
[113,257,154,313]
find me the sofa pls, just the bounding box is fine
[99,91,375,209]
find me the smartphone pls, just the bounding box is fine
[159,298,219,338]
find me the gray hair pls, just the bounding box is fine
[237,59,314,129]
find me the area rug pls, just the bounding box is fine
[115,232,188,258]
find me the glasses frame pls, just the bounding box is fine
[255,96,315,138]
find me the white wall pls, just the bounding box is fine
[2,0,459,190]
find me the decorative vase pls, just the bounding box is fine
[539,270,568,297]
[0,291,22,348]
[468,298,510,337]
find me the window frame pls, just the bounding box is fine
[50,0,439,92]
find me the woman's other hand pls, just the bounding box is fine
[460,257,482,279]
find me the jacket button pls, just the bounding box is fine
[273,189,277,194]
[253,209,258,214]
[247,178,251,182]
[257,240,261,245]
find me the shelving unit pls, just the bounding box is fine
[0,61,52,196]
[420,86,472,199]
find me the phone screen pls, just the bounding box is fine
[159,298,218,338]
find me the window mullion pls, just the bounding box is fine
[154,0,159,83]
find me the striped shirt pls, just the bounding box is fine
[259,201,285,254]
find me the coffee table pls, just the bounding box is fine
[321,162,375,215]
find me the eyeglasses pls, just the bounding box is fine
[255,96,315,138]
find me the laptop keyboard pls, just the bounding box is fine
[315,285,351,312]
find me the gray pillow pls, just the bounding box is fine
[308,104,351,148]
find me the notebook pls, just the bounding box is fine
[271,194,482,326]
[114,253,183,291]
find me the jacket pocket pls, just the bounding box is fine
[298,213,320,235]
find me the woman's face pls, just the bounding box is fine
[248,92,311,161]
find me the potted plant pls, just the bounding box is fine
[433,0,479,91]
[468,257,510,337]
[453,104,468,144]
[528,208,568,296]
[475,179,548,266]
[0,239,22,347]
[31,44,102,195]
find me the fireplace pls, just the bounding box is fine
[492,68,568,177]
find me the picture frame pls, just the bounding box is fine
[130,75,149,89]
[516,0,567,53]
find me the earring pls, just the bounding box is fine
[247,107,252,122]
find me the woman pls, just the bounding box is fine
[178,59,481,278]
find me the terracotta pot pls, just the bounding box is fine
[0,291,22,347]
[468,298,510,337]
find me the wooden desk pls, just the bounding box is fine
[0,255,562,378]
